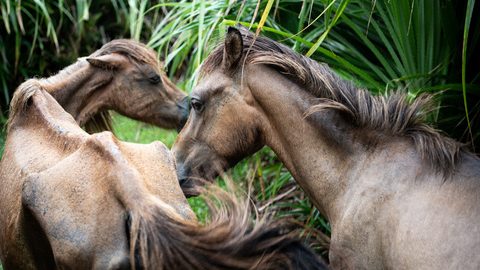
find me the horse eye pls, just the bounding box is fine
[149,74,161,84]
[191,98,204,113]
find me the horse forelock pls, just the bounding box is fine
[201,27,467,176]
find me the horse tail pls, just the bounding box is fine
[127,184,327,270]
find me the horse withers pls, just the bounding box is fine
[0,82,326,269]
[173,27,480,269]
[36,39,189,132]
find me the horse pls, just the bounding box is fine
[36,39,189,132]
[0,82,327,269]
[173,27,480,269]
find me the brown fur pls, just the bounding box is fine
[201,28,463,175]
[129,185,326,270]
[1,83,326,269]
[27,39,189,132]
[174,27,480,269]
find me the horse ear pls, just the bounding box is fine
[86,53,126,70]
[223,27,243,70]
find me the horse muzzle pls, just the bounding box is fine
[178,178,201,198]
[176,162,201,198]
[176,96,190,132]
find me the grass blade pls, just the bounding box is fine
[256,0,275,35]
[306,0,350,57]
[462,0,476,146]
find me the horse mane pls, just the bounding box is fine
[129,184,326,270]
[201,28,465,175]
[83,111,114,134]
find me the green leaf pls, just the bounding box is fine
[306,0,350,57]
[462,0,476,144]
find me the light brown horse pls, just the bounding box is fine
[0,82,326,269]
[38,39,189,132]
[173,27,480,269]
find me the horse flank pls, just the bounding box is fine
[201,28,466,175]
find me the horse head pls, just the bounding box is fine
[44,39,190,132]
[173,28,266,197]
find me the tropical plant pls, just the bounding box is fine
[132,0,479,149]
[0,0,129,112]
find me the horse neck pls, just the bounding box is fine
[247,65,379,222]
[39,59,113,125]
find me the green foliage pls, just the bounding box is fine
[145,0,254,89]
[0,0,478,262]
[138,0,479,149]
[113,113,177,148]
[0,0,128,110]
[134,0,479,255]
[461,0,477,144]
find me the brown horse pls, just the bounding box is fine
[37,39,189,132]
[173,27,480,269]
[0,82,326,269]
